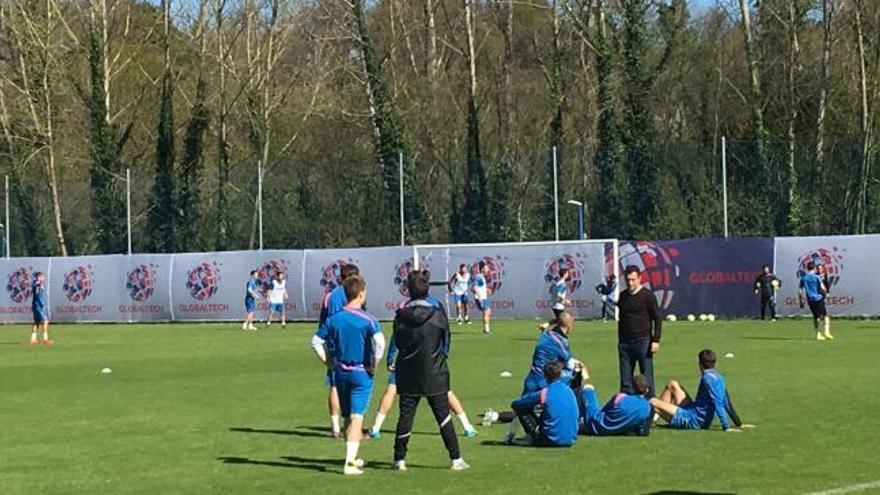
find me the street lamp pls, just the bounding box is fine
[566,200,585,240]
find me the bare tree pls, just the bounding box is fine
[851,0,872,233]
[815,0,835,171]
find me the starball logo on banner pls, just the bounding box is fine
[618,242,681,310]
[386,256,431,312]
[56,265,101,315]
[312,258,359,312]
[537,253,595,311]
[254,258,295,312]
[785,246,852,308]
[2,266,34,316]
[120,263,165,315]
[468,255,512,310]
[179,261,228,314]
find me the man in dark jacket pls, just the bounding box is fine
[391,270,470,472]
[754,264,780,320]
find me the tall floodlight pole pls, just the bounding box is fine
[126,168,132,255]
[399,152,405,246]
[258,160,264,250]
[721,136,729,238]
[567,200,585,240]
[553,146,559,241]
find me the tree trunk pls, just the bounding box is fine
[215,0,231,250]
[815,0,834,173]
[852,0,871,233]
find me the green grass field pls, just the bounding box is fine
[3,318,880,494]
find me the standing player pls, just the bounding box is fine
[471,261,492,334]
[313,264,360,437]
[799,261,834,341]
[242,270,259,331]
[540,268,571,331]
[265,271,288,327]
[447,264,471,324]
[596,274,617,321]
[754,264,780,320]
[30,272,52,345]
[310,275,385,475]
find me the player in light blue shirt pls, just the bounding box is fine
[310,275,385,475]
[579,375,652,436]
[540,268,571,332]
[30,271,52,345]
[799,261,834,340]
[471,262,492,333]
[447,264,471,324]
[523,311,583,395]
[242,270,260,331]
[650,349,744,432]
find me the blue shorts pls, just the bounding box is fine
[476,299,491,312]
[33,309,48,324]
[454,294,469,304]
[388,370,397,385]
[269,303,284,313]
[334,369,374,417]
[522,372,547,396]
[245,298,256,314]
[670,406,702,430]
[324,370,335,387]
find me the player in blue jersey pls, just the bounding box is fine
[539,268,571,332]
[650,349,745,432]
[523,311,584,395]
[471,262,492,333]
[312,263,360,438]
[241,270,260,331]
[368,294,477,439]
[310,275,386,475]
[447,264,471,325]
[506,361,579,447]
[30,272,52,345]
[799,261,834,341]
[578,374,652,436]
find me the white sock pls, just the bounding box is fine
[345,440,360,465]
[331,415,341,434]
[31,331,37,342]
[825,319,830,333]
[43,332,49,340]
[484,324,490,331]
[242,323,247,330]
[372,412,386,432]
[457,413,474,431]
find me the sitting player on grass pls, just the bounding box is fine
[506,361,579,447]
[650,349,746,432]
[578,374,653,436]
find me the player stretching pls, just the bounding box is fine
[313,264,360,437]
[539,268,571,331]
[369,295,478,439]
[507,361,579,447]
[472,261,492,334]
[578,375,652,436]
[30,272,52,345]
[311,275,385,475]
[447,264,471,324]
[523,311,584,394]
[799,261,834,341]
[242,270,259,331]
[265,271,288,327]
[649,349,745,432]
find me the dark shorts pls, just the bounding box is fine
[33,309,48,324]
[245,298,256,314]
[808,299,827,319]
[269,303,284,313]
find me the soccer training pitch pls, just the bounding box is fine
[3,319,879,494]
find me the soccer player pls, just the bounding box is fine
[754,264,781,320]
[578,375,652,436]
[310,275,385,475]
[507,361,579,447]
[265,271,288,327]
[597,274,617,321]
[242,270,259,331]
[313,263,361,438]
[447,264,471,325]
[617,265,662,395]
[30,272,52,345]
[539,268,571,331]
[523,311,584,395]
[799,261,834,341]
[649,349,742,432]
[471,261,492,334]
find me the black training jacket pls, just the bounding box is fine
[393,299,451,397]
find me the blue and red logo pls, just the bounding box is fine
[618,241,681,310]
[469,255,505,294]
[186,262,220,301]
[393,257,430,297]
[256,259,288,292]
[63,265,95,302]
[544,254,584,294]
[319,258,358,293]
[796,247,844,288]
[126,264,157,302]
[6,267,33,303]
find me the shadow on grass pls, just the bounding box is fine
[217,455,443,473]
[229,427,327,439]
[299,425,440,437]
[739,336,808,341]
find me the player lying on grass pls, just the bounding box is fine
[310,274,385,475]
[649,349,745,432]
[30,271,52,345]
[369,314,478,438]
[265,271,287,327]
[524,311,584,395]
[506,361,579,447]
[578,374,653,437]
[448,264,471,324]
[311,263,361,438]
[539,268,572,332]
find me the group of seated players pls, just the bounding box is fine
[485,311,743,446]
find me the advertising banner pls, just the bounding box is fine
[48,255,126,322]
[118,254,173,321]
[0,257,52,322]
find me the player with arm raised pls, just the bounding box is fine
[447,264,471,325]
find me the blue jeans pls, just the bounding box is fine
[618,337,654,396]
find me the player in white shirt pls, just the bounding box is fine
[471,261,492,334]
[539,268,572,332]
[447,264,472,325]
[266,271,288,327]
